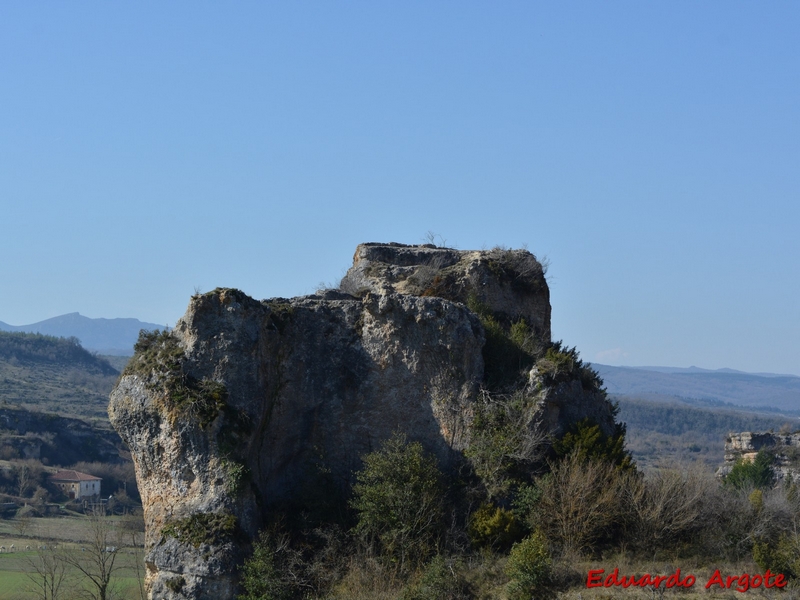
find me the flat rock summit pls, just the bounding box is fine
[109,243,618,599]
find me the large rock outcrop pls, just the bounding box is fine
[109,243,617,599]
[721,431,800,481]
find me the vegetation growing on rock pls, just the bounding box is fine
[125,329,228,428]
[162,512,238,548]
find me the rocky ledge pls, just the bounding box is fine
[722,431,800,481]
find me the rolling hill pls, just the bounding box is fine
[0,331,120,420]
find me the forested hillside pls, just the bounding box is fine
[617,395,796,469]
[0,331,119,419]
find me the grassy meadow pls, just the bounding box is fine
[0,515,144,600]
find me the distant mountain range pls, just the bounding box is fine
[592,363,800,414]
[0,313,165,356]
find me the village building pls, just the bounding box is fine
[49,470,101,500]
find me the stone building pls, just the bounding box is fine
[49,469,101,500]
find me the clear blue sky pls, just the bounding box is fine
[1,3,798,375]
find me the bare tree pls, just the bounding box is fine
[16,463,31,498]
[13,508,34,538]
[537,453,625,555]
[625,464,716,555]
[61,509,122,600]
[24,544,72,600]
[423,231,447,247]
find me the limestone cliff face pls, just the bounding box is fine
[109,243,616,600]
[722,431,800,481]
[341,243,551,342]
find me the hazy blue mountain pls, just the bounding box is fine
[624,365,797,378]
[0,312,165,356]
[593,363,800,413]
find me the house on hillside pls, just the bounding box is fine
[49,470,101,500]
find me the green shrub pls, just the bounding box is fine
[467,502,524,550]
[725,450,775,490]
[535,342,603,391]
[237,531,294,600]
[511,482,542,523]
[465,390,546,497]
[753,533,800,580]
[401,555,471,600]
[350,433,445,571]
[505,530,552,600]
[552,418,634,471]
[509,319,538,356]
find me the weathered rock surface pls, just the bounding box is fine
[109,243,617,599]
[721,431,800,481]
[341,243,551,341]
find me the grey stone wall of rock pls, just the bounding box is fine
[109,243,616,600]
[341,243,551,342]
[721,431,800,481]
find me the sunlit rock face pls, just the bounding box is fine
[721,431,800,480]
[109,243,615,600]
[341,243,551,342]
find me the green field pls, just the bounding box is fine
[0,516,145,600]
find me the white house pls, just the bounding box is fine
[49,470,101,500]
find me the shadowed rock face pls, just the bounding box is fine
[109,243,614,599]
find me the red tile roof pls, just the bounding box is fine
[49,470,101,482]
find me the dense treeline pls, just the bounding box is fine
[618,396,793,437]
[0,407,123,465]
[0,331,118,375]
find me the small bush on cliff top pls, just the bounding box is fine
[124,329,183,380]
